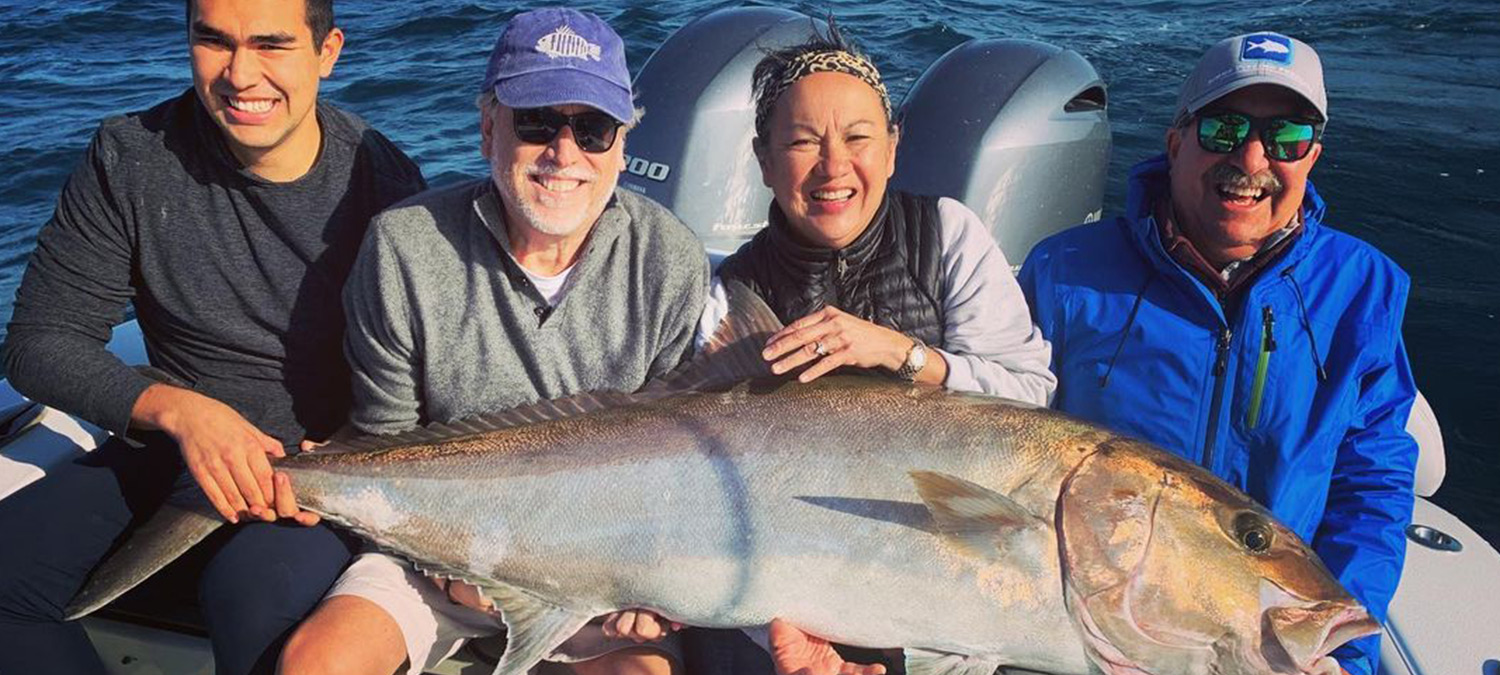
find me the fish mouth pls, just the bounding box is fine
[1303,608,1380,673]
[1262,601,1380,674]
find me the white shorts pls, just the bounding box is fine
[326,552,682,675]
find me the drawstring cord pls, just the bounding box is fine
[1100,274,1155,388]
[1281,266,1328,382]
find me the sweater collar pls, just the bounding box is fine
[472,179,628,279]
[187,87,330,187]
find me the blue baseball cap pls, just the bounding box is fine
[482,9,634,124]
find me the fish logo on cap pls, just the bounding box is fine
[1241,34,1293,65]
[536,24,602,61]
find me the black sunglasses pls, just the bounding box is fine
[1196,112,1323,162]
[512,107,622,153]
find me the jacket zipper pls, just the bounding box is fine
[1202,327,1232,470]
[1245,306,1277,429]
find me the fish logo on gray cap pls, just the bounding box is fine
[1175,32,1327,124]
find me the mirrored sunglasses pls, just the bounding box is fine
[1196,112,1322,162]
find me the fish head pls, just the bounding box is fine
[1055,439,1379,675]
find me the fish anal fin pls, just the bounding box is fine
[485,584,593,675]
[65,503,223,620]
[909,470,1041,559]
[905,647,1006,675]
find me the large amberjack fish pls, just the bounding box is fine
[68,283,1376,675]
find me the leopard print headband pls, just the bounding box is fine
[754,49,892,137]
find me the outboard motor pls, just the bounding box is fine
[892,40,1110,262]
[623,8,1111,265]
[622,8,823,254]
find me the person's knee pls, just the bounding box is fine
[277,624,358,675]
[200,523,354,628]
[568,647,681,675]
[277,595,406,675]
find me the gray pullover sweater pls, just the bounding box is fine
[343,179,709,434]
[3,90,425,443]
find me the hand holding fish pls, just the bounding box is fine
[429,577,497,614]
[769,618,886,675]
[762,306,945,384]
[271,471,320,526]
[130,383,287,524]
[600,609,681,642]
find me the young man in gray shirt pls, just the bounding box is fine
[278,10,707,675]
[0,1,424,673]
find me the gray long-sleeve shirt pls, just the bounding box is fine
[343,179,709,434]
[3,89,425,443]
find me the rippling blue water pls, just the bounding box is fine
[0,1,1496,546]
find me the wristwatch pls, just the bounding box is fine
[894,338,928,381]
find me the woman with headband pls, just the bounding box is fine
[699,22,1054,405]
[689,20,1056,675]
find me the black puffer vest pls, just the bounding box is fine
[717,190,947,348]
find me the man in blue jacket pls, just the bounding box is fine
[1019,32,1417,675]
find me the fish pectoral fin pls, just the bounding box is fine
[65,502,224,620]
[484,584,593,675]
[904,648,1006,675]
[909,470,1042,559]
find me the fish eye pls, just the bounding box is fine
[1241,527,1271,553]
[1233,512,1274,554]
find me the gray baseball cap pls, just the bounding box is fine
[1174,32,1327,124]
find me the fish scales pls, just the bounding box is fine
[282,377,1095,668]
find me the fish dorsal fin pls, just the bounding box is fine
[904,648,1007,675]
[640,279,783,396]
[909,470,1044,560]
[483,584,594,675]
[331,281,783,455]
[331,390,641,453]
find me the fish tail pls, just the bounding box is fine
[64,502,224,620]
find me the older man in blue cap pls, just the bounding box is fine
[276,8,706,675]
[1019,32,1417,675]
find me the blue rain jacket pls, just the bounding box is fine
[1019,155,1417,675]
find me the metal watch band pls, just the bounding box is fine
[895,339,927,381]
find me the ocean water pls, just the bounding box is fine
[0,1,1496,547]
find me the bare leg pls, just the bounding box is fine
[278,595,409,675]
[567,646,681,675]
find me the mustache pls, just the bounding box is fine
[1209,163,1283,195]
[526,163,598,182]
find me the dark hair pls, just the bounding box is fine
[186,0,336,49]
[750,17,891,141]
